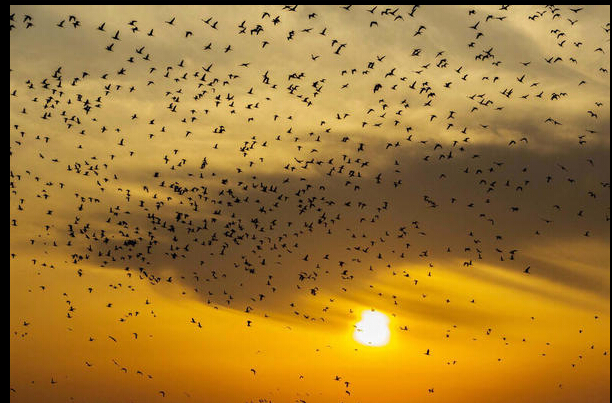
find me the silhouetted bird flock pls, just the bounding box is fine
[10,5,610,401]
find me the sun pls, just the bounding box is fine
[353,310,390,347]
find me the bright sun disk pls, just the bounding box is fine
[353,310,390,347]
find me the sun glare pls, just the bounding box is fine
[353,310,390,347]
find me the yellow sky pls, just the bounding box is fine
[10,4,610,403]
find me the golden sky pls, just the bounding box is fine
[10,5,610,403]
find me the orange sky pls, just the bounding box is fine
[10,5,610,403]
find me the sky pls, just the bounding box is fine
[9,5,610,403]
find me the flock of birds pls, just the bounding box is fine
[10,5,610,402]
